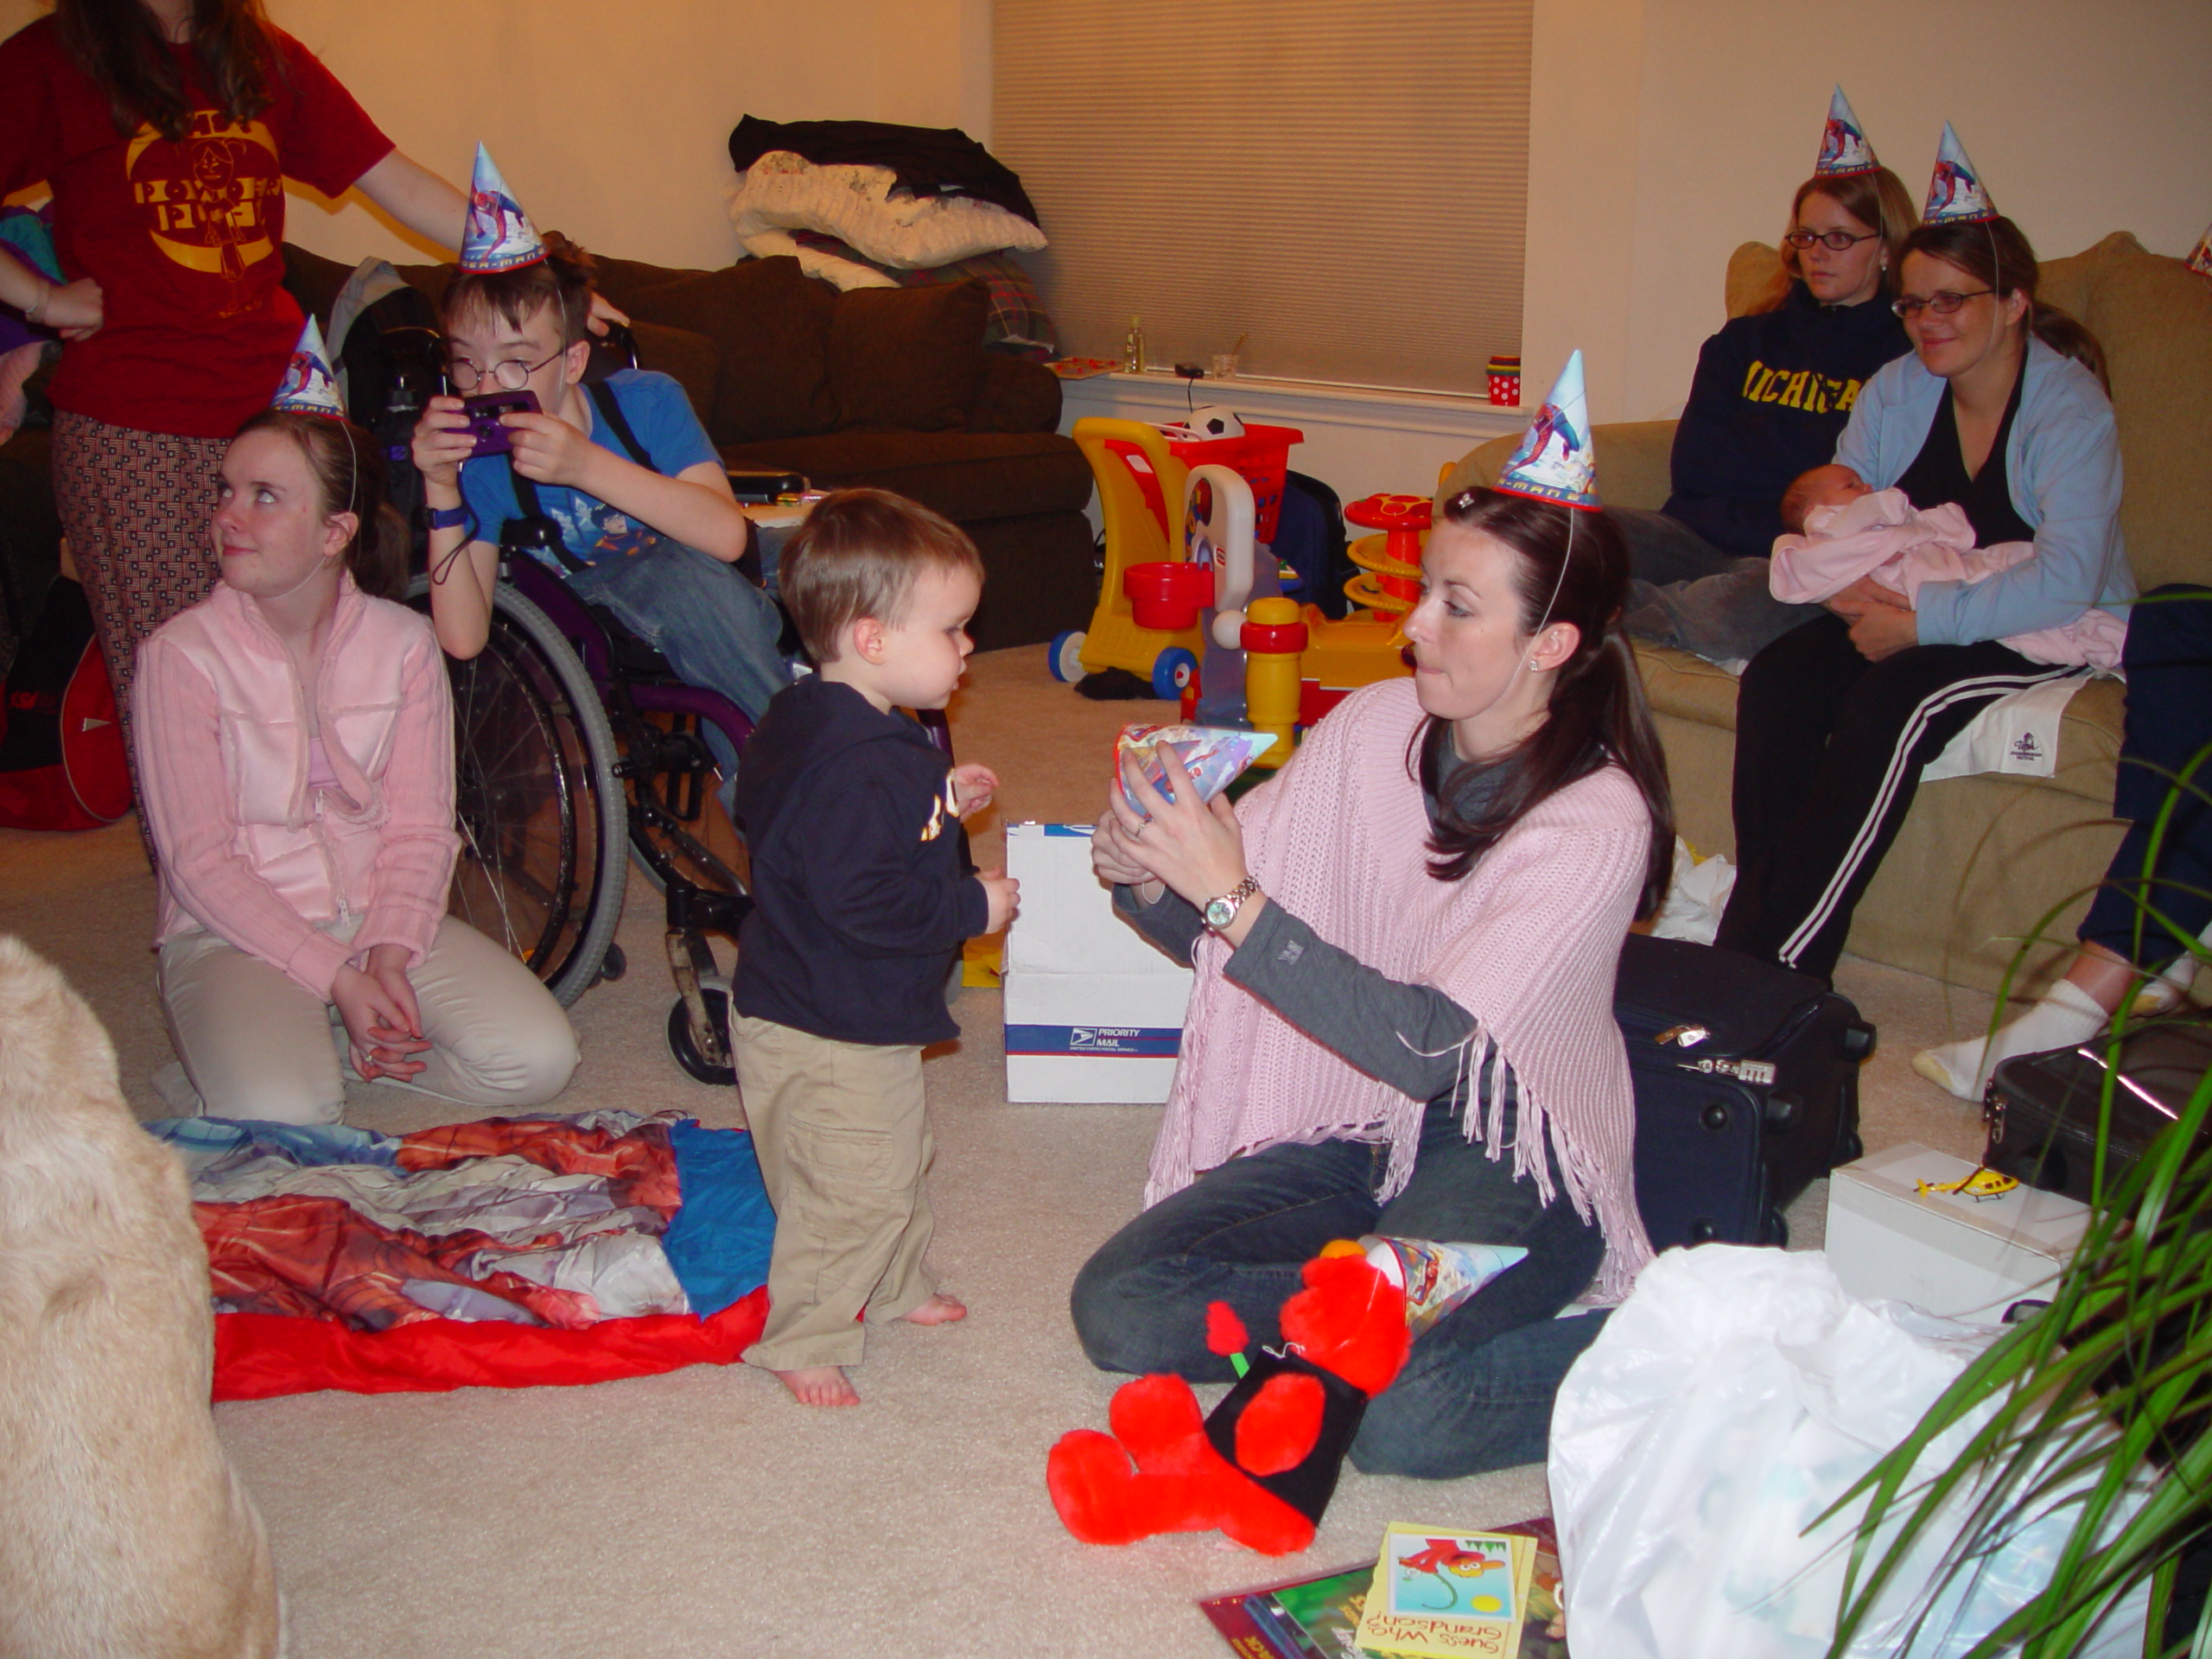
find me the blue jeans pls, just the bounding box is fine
[1611,505,1821,665]
[1069,1097,1611,1478]
[2080,585,2212,969]
[563,537,791,785]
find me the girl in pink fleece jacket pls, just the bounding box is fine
[134,409,577,1125]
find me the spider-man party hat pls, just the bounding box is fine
[461,144,546,273]
[1923,122,1997,226]
[1815,86,1878,177]
[270,316,344,417]
[1496,350,1599,511]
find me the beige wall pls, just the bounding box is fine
[1522,0,2212,423]
[0,0,991,271]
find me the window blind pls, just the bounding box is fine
[993,0,1531,397]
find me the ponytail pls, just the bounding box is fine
[1417,490,1676,917]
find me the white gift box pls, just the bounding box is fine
[1002,823,1192,1103]
[1826,1142,2091,1320]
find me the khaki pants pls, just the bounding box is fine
[157,915,580,1126]
[734,1015,937,1372]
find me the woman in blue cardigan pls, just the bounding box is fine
[1715,214,2133,983]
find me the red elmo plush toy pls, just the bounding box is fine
[1046,1241,1411,1555]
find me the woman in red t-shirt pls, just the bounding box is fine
[0,0,467,802]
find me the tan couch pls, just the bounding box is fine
[1445,233,2212,995]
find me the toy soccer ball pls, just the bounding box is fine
[1181,405,1244,440]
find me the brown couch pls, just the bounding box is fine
[280,244,1096,652]
[1444,232,2212,996]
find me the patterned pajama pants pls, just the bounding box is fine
[50,412,227,849]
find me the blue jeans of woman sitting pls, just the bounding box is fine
[1070,1095,1608,1479]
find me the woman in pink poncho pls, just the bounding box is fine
[1071,486,1673,1478]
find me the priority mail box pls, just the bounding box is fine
[1827,1142,2090,1320]
[1003,823,1192,1103]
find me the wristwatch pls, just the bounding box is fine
[1204,874,1262,932]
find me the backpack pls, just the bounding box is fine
[1272,471,1353,620]
[332,271,444,563]
[0,576,130,830]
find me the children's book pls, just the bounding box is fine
[1352,1522,1535,1658]
[1266,1565,1375,1657]
[1200,1519,1563,1659]
[1199,1567,1367,1659]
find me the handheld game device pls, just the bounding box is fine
[461,389,541,459]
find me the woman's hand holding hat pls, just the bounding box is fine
[1109,749,1265,943]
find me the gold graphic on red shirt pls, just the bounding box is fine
[127,111,280,312]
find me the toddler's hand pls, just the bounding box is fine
[411,395,474,494]
[977,868,1020,934]
[950,763,999,818]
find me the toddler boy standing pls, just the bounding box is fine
[731,489,1018,1407]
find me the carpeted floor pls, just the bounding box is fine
[0,644,2001,1659]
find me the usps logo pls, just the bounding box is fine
[1071,1027,1142,1052]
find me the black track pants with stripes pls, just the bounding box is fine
[1715,613,2078,982]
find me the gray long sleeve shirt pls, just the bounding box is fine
[1112,737,1510,1108]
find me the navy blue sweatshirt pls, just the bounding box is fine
[1661,282,1910,559]
[731,677,988,1047]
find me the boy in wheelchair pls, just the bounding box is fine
[412,164,789,809]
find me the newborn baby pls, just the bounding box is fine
[1769,464,2127,671]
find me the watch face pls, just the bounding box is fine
[1205,897,1234,929]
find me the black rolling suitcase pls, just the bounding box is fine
[1983,1014,2212,1203]
[1616,934,1874,1249]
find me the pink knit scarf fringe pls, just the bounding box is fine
[1143,679,1656,1302]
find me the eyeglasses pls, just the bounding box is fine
[1784,228,1880,252]
[447,347,564,392]
[1890,289,1995,320]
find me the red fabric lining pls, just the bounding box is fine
[213,1286,769,1401]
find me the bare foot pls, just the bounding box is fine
[900,1292,968,1326]
[772,1365,859,1407]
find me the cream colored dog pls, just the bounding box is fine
[0,936,279,1658]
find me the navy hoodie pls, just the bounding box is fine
[1661,282,1910,558]
[732,677,988,1047]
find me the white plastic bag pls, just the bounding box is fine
[1548,1246,2147,1658]
[1648,836,1736,946]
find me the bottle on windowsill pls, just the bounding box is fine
[1123,315,1144,374]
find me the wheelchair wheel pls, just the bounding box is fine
[666,979,735,1086]
[409,577,627,1006]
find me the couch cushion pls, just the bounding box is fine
[626,320,720,424]
[718,429,1091,524]
[828,282,989,433]
[622,258,836,447]
[969,354,1061,435]
[2059,234,2212,594]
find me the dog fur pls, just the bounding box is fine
[0,936,279,1658]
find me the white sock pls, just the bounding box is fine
[1912,978,2109,1102]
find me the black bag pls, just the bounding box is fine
[1616,934,1873,1249]
[1983,1015,2212,1203]
[334,282,444,559]
[1272,471,1353,620]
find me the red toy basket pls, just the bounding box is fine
[1104,423,1305,544]
[1165,423,1302,541]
